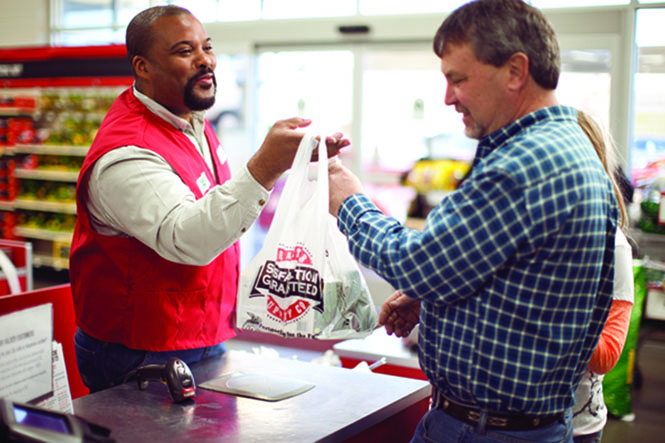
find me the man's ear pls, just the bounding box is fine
[132,55,150,80]
[506,52,529,91]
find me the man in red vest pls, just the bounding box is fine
[69,5,348,393]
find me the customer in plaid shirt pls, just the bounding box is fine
[328,1,618,442]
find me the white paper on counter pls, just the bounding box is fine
[0,303,53,402]
[36,341,74,414]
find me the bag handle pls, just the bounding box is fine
[315,133,329,220]
[276,132,319,216]
[263,133,324,248]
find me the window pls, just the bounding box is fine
[255,49,354,141]
[631,8,665,186]
[531,0,629,7]
[52,0,151,45]
[359,0,466,15]
[261,0,356,19]
[557,49,612,133]
[359,46,475,173]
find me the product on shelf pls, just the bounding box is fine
[0,158,16,201]
[1,44,132,269]
[18,179,76,202]
[17,211,76,233]
[402,158,470,194]
[34,88,119,146]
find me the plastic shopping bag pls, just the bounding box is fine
[236,133,378,340]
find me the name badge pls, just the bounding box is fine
[216,146,227,164]
[197,171,211,194]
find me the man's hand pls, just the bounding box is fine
[328,157,364,216]
[377,290,420,338]
[247,117,349,190]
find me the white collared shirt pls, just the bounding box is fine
[84,85,270,265]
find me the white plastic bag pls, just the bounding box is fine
[236,133,378,340]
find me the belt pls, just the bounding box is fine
[431,389,562,432]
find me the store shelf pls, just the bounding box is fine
[0,107,37,117]
[32,253,69,270]
[13,198,76,214]
[13,226,73,242]
[15,168,79,182]
[13,144,89,157]
[2,58,129,272]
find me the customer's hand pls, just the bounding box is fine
[378,290,420,338]
[328,157,364,217]
[247,117,349,190]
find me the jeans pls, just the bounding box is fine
[411,406,573,443]
[74,328,226,393]
[573,430,603,443]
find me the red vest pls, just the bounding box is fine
[70,88,239,351]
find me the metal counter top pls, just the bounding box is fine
[72,350,430,442]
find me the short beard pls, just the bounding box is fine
[457,105,484,140]
[464,122,483,140]
[184,69,217,111]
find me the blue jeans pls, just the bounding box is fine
[74,328,226,393]
[573,430,602,443]
[411,406,573,443]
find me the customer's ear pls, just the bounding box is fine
[506,52,529,91]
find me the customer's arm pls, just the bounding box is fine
[335,167,530,305]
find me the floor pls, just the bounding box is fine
[33,267,665,442]
[601,335,665,442]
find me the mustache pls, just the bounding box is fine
[455,105,469,114]
[189,67,216,85]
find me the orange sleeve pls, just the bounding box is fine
[587,300,633,374]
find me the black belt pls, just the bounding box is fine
[431,389,562,432]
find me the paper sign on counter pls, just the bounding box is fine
[0,303,53,402]
[36,341,74,414]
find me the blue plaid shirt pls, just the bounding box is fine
[337,106,617,416]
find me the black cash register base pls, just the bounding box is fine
[0,398,114,443]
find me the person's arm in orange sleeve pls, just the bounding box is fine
[587,299,633,375]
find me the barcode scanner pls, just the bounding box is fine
[135,357,196,402]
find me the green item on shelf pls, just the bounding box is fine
[637,199,665,234]
[602,260,646,418]
[638,217,656,233]
[640,200,659,217]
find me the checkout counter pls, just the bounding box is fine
[71,350,430,442]
[1,284,430,442]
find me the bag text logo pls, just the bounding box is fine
[249,260,324,323]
